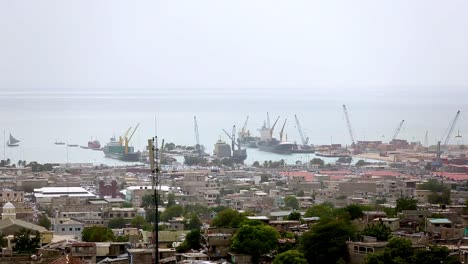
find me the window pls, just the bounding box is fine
[62,228,65,231]
[69,228,73,231]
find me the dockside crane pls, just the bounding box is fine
[342,105,356,145]
[194,116,202,156]
[442,110,461,149]
[294,114,309,146]
[125,123,140,154]
[270,116,280,138]
[279,119,287,142]
[392,120,405,141]
[119,126,133,145]
[223,125,241,151]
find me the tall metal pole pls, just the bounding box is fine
[149,137,158,264]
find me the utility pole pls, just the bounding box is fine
[148,138,158,264]
[149,137,164,264]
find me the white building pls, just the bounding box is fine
[33,187,96,205]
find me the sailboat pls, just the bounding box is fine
[7,133,20,147]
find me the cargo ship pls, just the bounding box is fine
[257,114,293,154]
[103,124,141,162]
[88,140,101,149]
[258,139,294,154]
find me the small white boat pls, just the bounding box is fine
[7,133,20,147]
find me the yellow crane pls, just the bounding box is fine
[119,126,133,145]
[125,123,140,154]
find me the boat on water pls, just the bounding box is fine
[67,144,79,147]
[103,124,141,162]
[88,140,101,149]
[7,133,20,147]
[315,152,350,158]
[54,141,65,145]
[257,114,293,154]
[258,140,294,154]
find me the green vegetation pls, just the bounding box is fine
[364,237,460,264]
[212,208,248,228]
[26,161,55,172]
[185,214,202,230]
[38,214,51,230]
[396,197,418,212]
[304,203,336,220]
[160,205,184,222]
[184,156,208,166]
[231,223,280,262]
[418,179,451,205]
[108,217,127,229]
[273,250,307,264]
[356,159,372,167]
[13,229,41,253]
[300,218,357,264]
[176,229,202,253]
[82,226,115,242]
[361,222,392,241]
[287,211,301,221]
[284,196,299,210]
[166,193,176,208]
[309,158,325,167]
[131,215,147,229]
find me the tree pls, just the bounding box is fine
[413,245,461,264]
[160,205,184,222]
[165,142,176,151]
[185,214,202,230]
[166,193,176,208]
[38,214,51,230]
[121,201,133,208]
[108,217,127,229]
[231,224,280,262]
[310,158,325,167]
[12,229,41,253]
[287,211,301,221]
[0,232,7,248]
[141,194,157,209]
[273,250,307,264]
[361,222,392,241]
[395,197,418,212]
[356,160,371,167]
[176,229,201,252]
[301,219,357,264]
[252,161,260,167]
[364,237,414,264]
[344,204,364,220]
[284,196,299,210]
[131,215,147,229]
[82,226,115,242]
[297,190,305,197]
[304,203,336,220]
[212,208,247,228]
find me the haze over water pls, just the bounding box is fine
[1,1,468,164]
[0,88,466,165]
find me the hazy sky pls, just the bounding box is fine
[1,0,468,97]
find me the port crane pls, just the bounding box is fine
[342,105,356,145]
[223,125,241,151]
[270,116,280,138]
[392,120,405,141]
[194,116,202,156]
[279,119,287,142]
[441,110,461,151]
[239,116,249,138]
[125,123,140,154]
[294,114,309,146]
[119,126,133,145]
